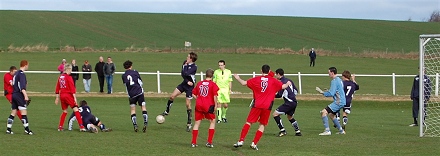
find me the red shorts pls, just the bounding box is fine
[194,110,215,121]
[6,94,12,103]
[60,94,77,110]
[246,107,271,126]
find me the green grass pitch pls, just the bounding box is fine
[0,97,438,155]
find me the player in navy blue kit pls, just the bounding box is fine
[334,70,359,131]
[272,68,302,137]
[6,60,33,135]
[161,52,198,132]
[67,100,112,133]
[122,60,149,133]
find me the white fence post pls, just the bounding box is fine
[436,73,439,97]
[157,71,161,93]
[392,73,396,95]
[253,72,256,78]
[298,72,302,95]
[200,72,204,81]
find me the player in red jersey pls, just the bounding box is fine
[190,68,220,148]
[3,66,22,120]
[232,64,291,150]
[55,63,86,132]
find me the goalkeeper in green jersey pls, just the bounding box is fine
[213,60,233,123]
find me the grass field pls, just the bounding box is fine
[0,52,417,95]
[1,10,439,53]
[0,97,437,155]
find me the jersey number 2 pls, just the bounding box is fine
[127,75,135,85]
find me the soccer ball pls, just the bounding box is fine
[156,115,165,124]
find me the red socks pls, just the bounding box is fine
[192,130,199,144]
[252,130,263,145]
[58,112,67,128]
[239,124,251,142]
[208,129,215,144]
[74,111,85,128]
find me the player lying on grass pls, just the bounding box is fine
[67,100,112,133]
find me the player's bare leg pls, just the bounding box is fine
[191,119,201,147]
[206,119,216,148]
[162,88,182,116]
[185,98,193,132]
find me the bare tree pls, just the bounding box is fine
[428,10,440,22]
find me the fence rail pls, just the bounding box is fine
[1,70,434,96]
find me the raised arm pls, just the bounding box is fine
[233,74,247,86]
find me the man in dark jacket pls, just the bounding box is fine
[82,60,92,93]
[309,48,316,67]
[103,57,116,94]
[410,68,431,127]
[95,56,105,93]
[71,59,79,87]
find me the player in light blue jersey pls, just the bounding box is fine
[315,67,346,135]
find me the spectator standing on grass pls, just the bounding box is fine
[103,57,116,94]
[82,60,92,93]
[71,59,79,87]
[309,48,316,67]
[58,59,67,74]
[95,56,105,93]
[409,67,431,127]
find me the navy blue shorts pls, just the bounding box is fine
[83,115,100,125]
[275,102,297,116]
[343,102,352,112]
[176,82,194,99]
[11,93,27,110]
[325,106,337,115]
[129,94,146,106]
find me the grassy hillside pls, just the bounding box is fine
[1,10,439,53]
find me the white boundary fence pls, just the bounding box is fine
[1,70,435,96]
